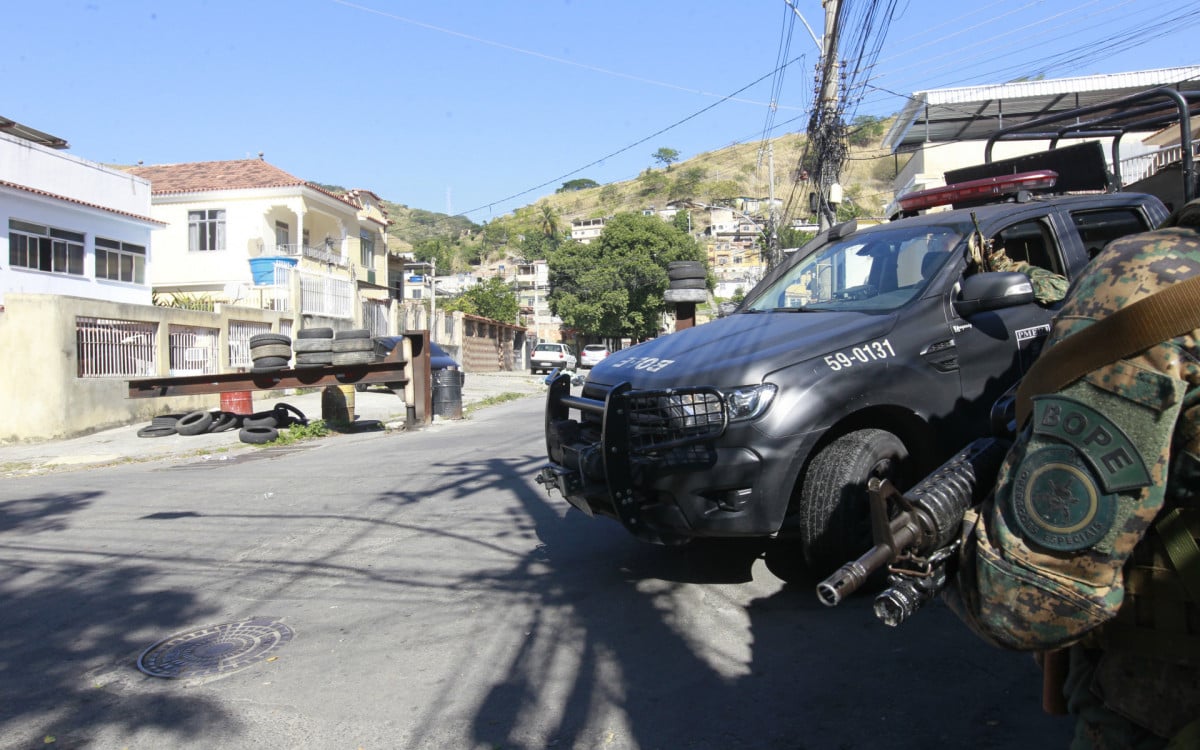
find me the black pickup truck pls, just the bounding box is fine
[537,172,1169,574]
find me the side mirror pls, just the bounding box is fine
[953,271,1036,318]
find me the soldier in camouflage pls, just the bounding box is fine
[945,199,1200,749]
[985,242,1070,304]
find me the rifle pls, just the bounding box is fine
[816,436,1011,625]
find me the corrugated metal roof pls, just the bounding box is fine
[883,66,1200,152]
[0,116,68,149]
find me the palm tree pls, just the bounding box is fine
[539,203,560,242]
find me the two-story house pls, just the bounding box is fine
[127,157,390,326]
[1,117,161,307]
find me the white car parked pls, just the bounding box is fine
[580,344,610,369]
[530,343,577,374]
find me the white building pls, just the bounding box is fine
[1,118,161,307]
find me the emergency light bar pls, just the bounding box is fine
[898,170,1059,212]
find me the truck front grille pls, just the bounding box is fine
[624,388,726,453]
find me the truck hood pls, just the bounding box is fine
[588,310,896,390]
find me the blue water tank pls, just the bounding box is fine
[249,256,298,285]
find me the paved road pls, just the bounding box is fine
[0,396,1074,749]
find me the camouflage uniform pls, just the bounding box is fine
[986,246,1070,304]
[946,200,1200,749]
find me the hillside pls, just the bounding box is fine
[323,126,896,259]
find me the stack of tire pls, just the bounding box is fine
[667,260,707,290]
[249,332,293,372]
[293,327,334,368]
[331,328,373,365]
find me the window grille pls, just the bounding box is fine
[229,320,272,369]
[168,324,219,375]
[299,271,353,318]
[76,317,157,378]
[362,299,389,336]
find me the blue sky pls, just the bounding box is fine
[5,1,1198,222]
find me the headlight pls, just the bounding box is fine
[723,383,777,421]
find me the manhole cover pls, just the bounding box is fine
[137,616,294,679]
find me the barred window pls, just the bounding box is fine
[95,237,146,283]
[188,209,226,251]
[76,317,157,378]
[9,219,85,275]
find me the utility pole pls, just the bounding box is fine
[815,0,842,231]
[429,257,436,342]
[766,142,779,271]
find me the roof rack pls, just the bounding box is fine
[983,87,1199,204]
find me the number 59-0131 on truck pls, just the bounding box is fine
[537,168,1170,575]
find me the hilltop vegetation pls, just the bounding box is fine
[323,120,895,270]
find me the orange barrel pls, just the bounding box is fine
[220,390,253,414]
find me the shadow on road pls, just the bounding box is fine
[0,491,231,749]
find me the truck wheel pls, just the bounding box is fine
[798,428,909,576]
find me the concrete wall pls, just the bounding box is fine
[0,294,526,443]
[0,293,289,443]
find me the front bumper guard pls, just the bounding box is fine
[537,372,728,534]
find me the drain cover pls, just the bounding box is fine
[137,616,294,679]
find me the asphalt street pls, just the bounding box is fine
[0,384,1075,749]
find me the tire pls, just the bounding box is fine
[669,277,708,290]
[151,414,183,427]
[668,260,706,280]
[295,352,333,365]
[175,409,215,436]
[243,411,279,429]
[208,411,239,433]
[272,402,307,427]
[297,327,334,339]
[331,338,373,353]
[248,343,293,359]
[249,333,291,347]
[798,428,910,576]
[137,424,177,438]
[334,328,371,339]
[293,339,333,353]
[251,356,290,370]
[331,351,373,366]
[239,425,278,444]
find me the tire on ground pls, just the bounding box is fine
[137,424,177,438]
[243,411,279,429]
[175,409,215,436]
[797,428,909,577]
[239,425,279,444]
[208,411,240,433]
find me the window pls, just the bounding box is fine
[188,209,226,251]
[9,219,85,275]
[360,231,375,267]
[95,237,146,283]
[993,219,1063,275]
[275,221,290,253]
[1071,208,1150,259]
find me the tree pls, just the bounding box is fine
[671,210,691,234]
[558,178,600,192]
[442,275,519,323]
[548,212,707,340]
[652,147,680,170]
[847,115,888,148]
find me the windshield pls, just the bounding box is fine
[745,224,966,312]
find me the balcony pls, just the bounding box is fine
[270,242,348,268]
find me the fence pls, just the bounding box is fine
[228,320,274,369]
[168,324,220,376]
[76,317,158,378]
[300,271,353,318]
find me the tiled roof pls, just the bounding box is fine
[0,179,164,225]
[126,158,307,194]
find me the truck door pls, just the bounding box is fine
[946,216,1064,438]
